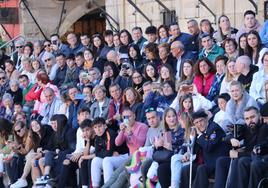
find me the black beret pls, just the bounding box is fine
[192,110,208,120]
[260,102,268,117]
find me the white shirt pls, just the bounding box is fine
[176,57,182,80]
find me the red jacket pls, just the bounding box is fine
[193,72,215,97]
[25,84,43,102]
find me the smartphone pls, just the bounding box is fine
[123,116,129,127]
[74,94,85,100]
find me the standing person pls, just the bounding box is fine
[158,25,169,44]
[62,54,80,89]
[11,40,24,71]
[53,53,67,88]
[187,19,200,53]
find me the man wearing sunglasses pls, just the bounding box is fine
[11,40,24,71]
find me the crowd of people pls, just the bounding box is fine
[0,8,267,188]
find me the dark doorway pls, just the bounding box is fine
[71,8,106,36]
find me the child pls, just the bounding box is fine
[213,93,231,132]
[179,94,194,115]
[91,117,116,188]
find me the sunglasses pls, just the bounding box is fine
[0,77,5,80]
[45,58,51,62]
[16,46,23,49]
[145,107,155,113]
[44,44,51,47]
[15,127,23,133]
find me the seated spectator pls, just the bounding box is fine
[102,107,148,188]
[6,121,33,184]
[222,81,259,127]
[5,60,20,81]
[170,41,196,80]
[42,52,58,81]
[62,53,80,89]
[132,26,146,50]
[90,85,110,120]
[57,108,91,187]
[180,110,229,188]
[250,52,268,104]
[39,87,62,125]
[238,33,247,56]
[236,55,258,92]
[88,67,101,88]
[11,119,53,188]
[131,71,144,96]
[155,107,185,188]
[143,63,159,82]
[158,43,176,72]
[144,81,176,118]
[0,93,14,121]
[53,53,67,88]
[206,55,227,102]
[199,19,214,38]
[128,44,146,73]
[21,57,36,84]
[83,49,94,71]
[177,59,194,85]
[158,25,169,44]
[213,93,231,132]
[18,74,34,105]
[214,106,268,188]
[0,118,13,187]
[107,83,124,131]
[236,10,262,41]
[75,52,85,69]
[199,33,225,64]
[82,85,94,109]
[171,82,212,113]
[0,70,9,99]
[144,43,161,67]
[50,33,71,57]
[35,114,76,186]
[122,87,143,121]
[187,19,200,53]
[159,64,176,83]
[193,58,216,97]
[66,32,83,55]
[220,58,239,94]
[115,62,133,90]
[7,79,23,104]
[91,118,117,188]
[213,15,238,45]
[92,34,104,64]
[223,38,238,59]
[245,30,268,68]
[99,61,119,93]
[77,71,91,92]
[78,119,95,188]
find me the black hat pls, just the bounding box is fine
[260,102,268,117]
[192,109,208,120]
[66,53,75,60]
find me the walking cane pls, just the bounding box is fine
[189,127,195,188]
[225,124,238,188]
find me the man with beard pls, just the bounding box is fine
[214,106,268,188]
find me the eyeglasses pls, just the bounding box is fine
[44,44,51,47]
[16,46,23,49]
[0,77,5,80]
[145,107,155,113]
[132,75,142,79]
[45,58,51,62]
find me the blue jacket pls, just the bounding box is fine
[196,121,229,170]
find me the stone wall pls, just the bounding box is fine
[105,0,266,34]
[19,0,105,41]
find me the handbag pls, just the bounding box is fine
[152,148,173,163]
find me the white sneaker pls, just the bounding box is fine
[10,178,28,188]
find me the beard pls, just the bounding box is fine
[248,122,257,134]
